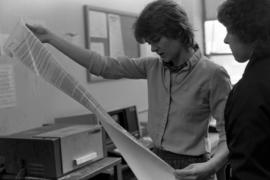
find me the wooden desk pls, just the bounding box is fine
[0,157,122,180]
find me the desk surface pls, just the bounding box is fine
[0,157,122,180]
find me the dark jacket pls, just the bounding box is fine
[225,51,270,180]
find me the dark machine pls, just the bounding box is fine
[0,123,105,179]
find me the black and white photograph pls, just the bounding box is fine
[0,0,269,180]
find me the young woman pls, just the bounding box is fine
[218,0,270,179]
[28,1,231,179]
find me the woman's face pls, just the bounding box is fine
[224,31,255,63]
[146,35,184,65]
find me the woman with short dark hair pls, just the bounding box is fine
[28,1,232,179]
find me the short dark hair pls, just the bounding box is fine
[133,0,194,48]
[218,0,270,43]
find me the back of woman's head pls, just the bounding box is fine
[218,0,270,44]
[134,0,194,48]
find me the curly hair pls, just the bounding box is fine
[218,0,270,43]
[133,0,194,48]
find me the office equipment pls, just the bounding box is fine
[55,106,152,152]
[55,113,98,125]
[0,157,122,180]
[59,157,122,180]
[0,123,105,179]
[109,106,140,138]
[106,106,140,150]
[55,106,148,151]
[107,106,153,152]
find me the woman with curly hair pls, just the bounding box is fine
[218,0,270,179]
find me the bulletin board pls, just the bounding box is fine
[83,5,140,82]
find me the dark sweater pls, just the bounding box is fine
[225,52,270,180]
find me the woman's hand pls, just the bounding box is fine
[174,162,215,180]
[26,24,52,43]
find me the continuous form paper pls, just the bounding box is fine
[4,21,176,180]
[0,64,16,109]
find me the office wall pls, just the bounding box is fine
[209,55,247,85]
[0,0,204,135]
[181,0,204,50]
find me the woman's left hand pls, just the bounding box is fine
[174,162,214,180]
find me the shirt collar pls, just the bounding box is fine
[163,45,202,72]
[187,46,201,69]
[163,61,188,73]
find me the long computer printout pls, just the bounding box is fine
[3,21,176,180]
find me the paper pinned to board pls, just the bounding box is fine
[3,20,176,180]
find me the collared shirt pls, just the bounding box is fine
[88,48,231,155]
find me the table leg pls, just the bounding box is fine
[114,163,123,180]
